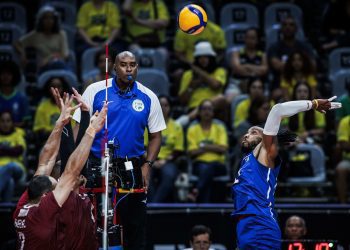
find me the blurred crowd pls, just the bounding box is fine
[1,0,350,204]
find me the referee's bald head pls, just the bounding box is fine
[115,51,135,63]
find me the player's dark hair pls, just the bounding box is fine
[277,128,297,145]
[190,225,212,241]
[28,175,53,201]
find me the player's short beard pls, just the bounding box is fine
[241,137,262,154]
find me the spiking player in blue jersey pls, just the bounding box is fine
[232,96,341,249]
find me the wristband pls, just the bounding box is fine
[312,99,319,109]
[85,126,96,137]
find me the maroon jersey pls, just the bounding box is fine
[13,191,61,250]
[59,191,98,250]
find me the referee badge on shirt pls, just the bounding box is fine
[132,99,144,112]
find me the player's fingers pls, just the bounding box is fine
[328,96,337,102]
[70,103,82,111]
[330,102,342,109]
[72,87,79,96]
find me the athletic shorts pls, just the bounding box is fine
[236,215,281,250]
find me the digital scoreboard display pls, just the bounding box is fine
[282,240,338,250]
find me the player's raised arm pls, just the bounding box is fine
[53,103,107,206]
[262,96,341,162]
[35,91,81,176]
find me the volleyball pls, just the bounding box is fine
[178,4,207,35]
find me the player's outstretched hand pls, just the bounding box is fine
[314,96,342,114]
[57,94,81,126]
[89,103,108,132]
[50,87,68,110]
[72,87,90,112]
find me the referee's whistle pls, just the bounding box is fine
[127,75,132,81]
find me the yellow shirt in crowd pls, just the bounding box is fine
[144,118,184,160]
[174,21,227,62]
[179,68,227,109]
[33,99,60,132]
[0,128,26,170]
[282,112,325,134]
[234,98,250,128]
[77,1,121,39]
[280,75,317,98]
[187,120,228,163]
[125,0,169,43]
[337,115,350,160]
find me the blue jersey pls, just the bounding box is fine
[73,77,166,158]
[232,151,281,220]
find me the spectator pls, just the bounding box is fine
[267,15,316,89]
[184,225,214,250]
[13,5,71,73]
[33,77,69,144]
[233,78,265,128]
[335,114,350,203]
[187,100,228,203]
[0,111,25,202]
[178,41,228,125]
[148,95,184,203]
[284,215,307,240]
[229,28,268,99]
[83,49,115,90]
[281,51,317,101]
[122,0,170,55]
[0,61,29,127]
[321,0,350,51]
[283,82,325,143]
[76,0,123,56]
[335,80,350,123]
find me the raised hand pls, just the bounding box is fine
[313,96,342,114]
[50,87,68,110]
[89,103,108,133]
[57,94,81,126]
[72,87,90,112]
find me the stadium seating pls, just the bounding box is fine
[136,68,169,96]
[0,2,26,32]
[220,3,259,30]
[0,23,24,46]
[37,69,79,89]
[134,48,167,71]
[332,70,350,97]
[264,2,303,33]
[328,47,350,81]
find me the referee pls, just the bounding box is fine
[73,51,166,249]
